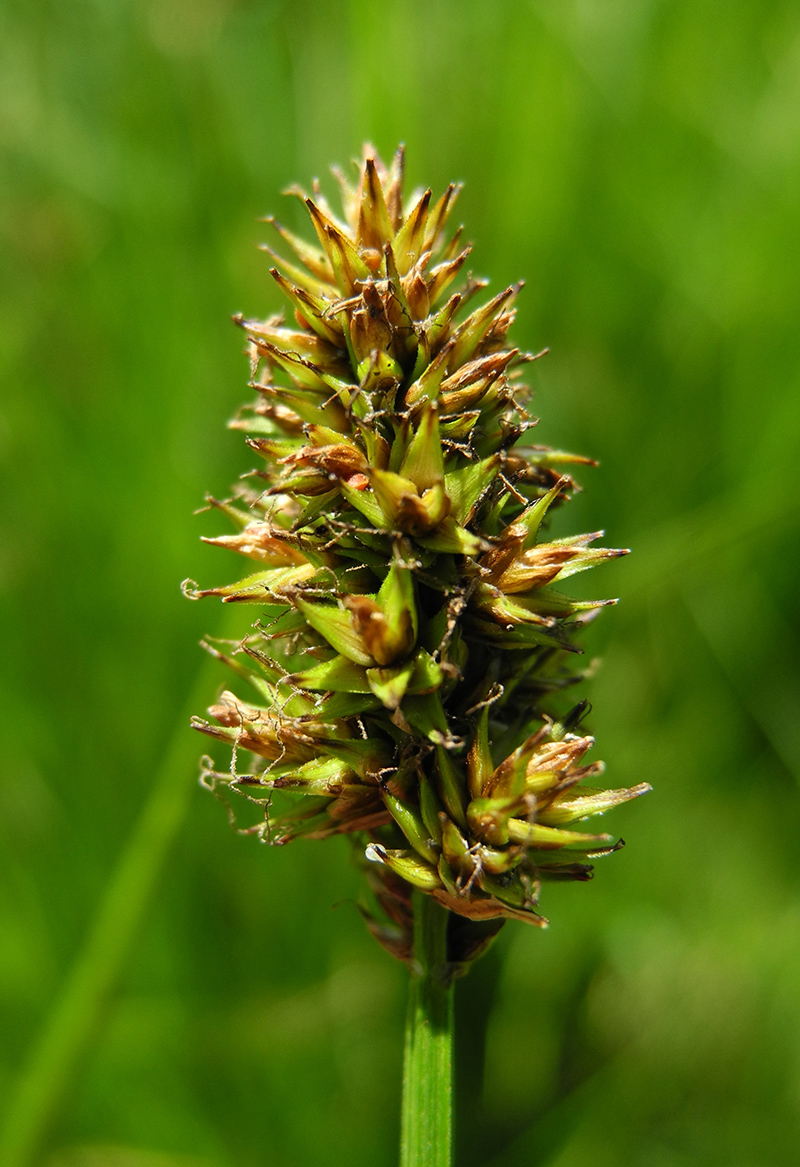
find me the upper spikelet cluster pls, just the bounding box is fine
[185,145,649,964]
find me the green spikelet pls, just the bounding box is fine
[186,145,649,969]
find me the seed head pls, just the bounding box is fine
[186,146,649,971]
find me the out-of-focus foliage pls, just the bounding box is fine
[1,1,799,1165]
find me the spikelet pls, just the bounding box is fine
[185,145,649,969]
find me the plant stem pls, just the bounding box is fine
[401,890,454,1167]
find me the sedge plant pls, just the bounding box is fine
[184,145,649,1166]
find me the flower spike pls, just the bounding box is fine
[188,147,649,968]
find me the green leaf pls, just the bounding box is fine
[261,755,356,796]
[369,468,419,524]
[514,478,566,547]
[186,564,317,604]
[439,814,470,868]
[408,649,444,694]
[266,216,333,281]
[288,654,371,693]
[418,776,444,845]
[537,782,651,826]
[268,268,342,346]
[467,705,492,799]
[340,481,390,528]
[505,820,614,849]
[358,157,395,247]
[440,411,480,440]
[378,560,418,640]
[449,283,520,367]
[259,384,349,431]
[466,794,521,846]
[312,692,382,719]
[367,659,415,709]
[383,792,439,863]
[295,598,374,666]
[404,338,454,406]
[400,403,444,491]
[304,197,370,294]
[258,242,330,298]
[293,488,339,527]
[403,692,449,744]
[392,188,431,275]
[417,516,485,556]
[365,845,441,891]
[435,745,468,829]
[444,456,498,524]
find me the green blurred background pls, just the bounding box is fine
[2,0,800,1164]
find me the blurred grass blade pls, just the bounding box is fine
[0,614,239,1167]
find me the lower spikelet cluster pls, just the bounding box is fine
[186,146,649,966]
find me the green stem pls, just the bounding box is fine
[401,891,454,1167]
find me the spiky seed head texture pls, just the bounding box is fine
[185,145,649,968]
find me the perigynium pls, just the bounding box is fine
[184,143,648,997]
